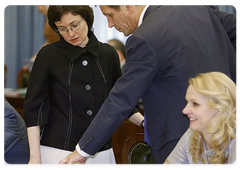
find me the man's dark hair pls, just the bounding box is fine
[108,39,126,58]
[107,5,121,11]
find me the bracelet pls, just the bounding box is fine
[140,119,144,129]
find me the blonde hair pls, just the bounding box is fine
[188,72,236,164]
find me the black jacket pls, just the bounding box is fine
[24,31,122,151]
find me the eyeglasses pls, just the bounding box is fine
[56,18,83,35]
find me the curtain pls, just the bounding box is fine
[4,5,45,88]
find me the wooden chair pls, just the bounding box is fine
[17,68,30,88]
[122,133,154,164]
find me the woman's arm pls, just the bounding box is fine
[27,126,41,164]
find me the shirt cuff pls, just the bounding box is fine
[75,144,91,157]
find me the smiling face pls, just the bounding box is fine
[55,12,89,47]
[100,5,138,36]
[182,85,218,134]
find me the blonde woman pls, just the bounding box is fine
[165,72,236,164]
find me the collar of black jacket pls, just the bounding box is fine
[58,31,101,61]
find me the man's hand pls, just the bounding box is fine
[59,150,87,164]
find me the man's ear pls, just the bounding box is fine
[125,5,134,14]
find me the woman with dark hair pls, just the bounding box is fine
[24,5,143,164]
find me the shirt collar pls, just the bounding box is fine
[138,5,150,27]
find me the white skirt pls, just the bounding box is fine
[40,145,116,164]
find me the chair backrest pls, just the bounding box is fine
[17,68,30,88]
[122,133,154,164]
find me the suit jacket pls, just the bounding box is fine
[4,98,29,164]
[208,6,236,51]
[78,6,236,163]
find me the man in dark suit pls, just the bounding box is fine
[60,6,236,164]
[4,98,29,164]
